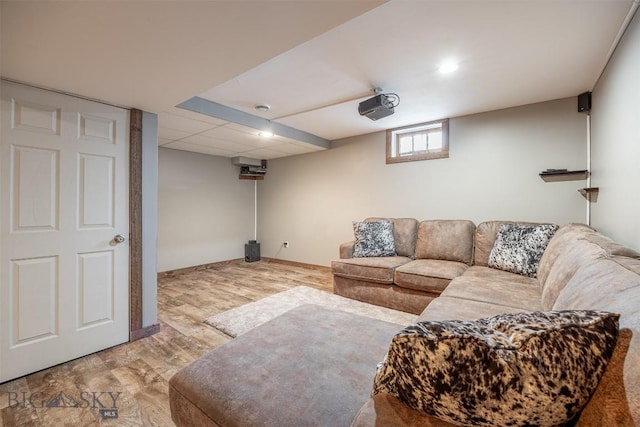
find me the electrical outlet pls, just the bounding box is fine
[283,241,289,248]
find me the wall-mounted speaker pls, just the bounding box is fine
[578,92,592,112]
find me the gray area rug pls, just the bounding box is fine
[204,286,417,337]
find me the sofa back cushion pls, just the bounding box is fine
[538,224,640,309]
[392,218,419,258]
[553,256,640,425]
[537,223,595,286]
[540,238,606,309]
[581,232,640,259]
[414,220,475,264]
[553,256,640,326]
[366,217,418,258]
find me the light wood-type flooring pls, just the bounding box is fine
[0,260,332,426]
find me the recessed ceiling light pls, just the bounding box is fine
[255,104,270,112]
[439,61,459,74]
[258,131,274,138]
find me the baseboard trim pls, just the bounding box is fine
[158,257,330,279]
[158,258,244,279]
[261,257,330,273]
[130,323,161,341]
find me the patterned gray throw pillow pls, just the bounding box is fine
[372,310,619,427]
[488,223,559,277]
[352,220,396,257]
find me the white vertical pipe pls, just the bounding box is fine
[254,180,258,241]
[586,113,591,225]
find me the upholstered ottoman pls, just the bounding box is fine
[169,304,403,427]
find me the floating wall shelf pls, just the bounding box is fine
[239,174,264,181]
[578,187,599,202]
[539,170,589,182]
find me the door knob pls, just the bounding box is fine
[114,234,126,244]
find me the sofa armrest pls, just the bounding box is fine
[352,393,457,427]
[340,240,356,259]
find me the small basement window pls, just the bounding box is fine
[386,119,449,164]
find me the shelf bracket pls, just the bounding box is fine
[578,187,599,202]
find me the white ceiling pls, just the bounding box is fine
[0,1,382,111]
[2,1,637,161]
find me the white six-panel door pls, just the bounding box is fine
[0,81,129,382]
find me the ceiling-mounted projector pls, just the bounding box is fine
[358,94,397,121]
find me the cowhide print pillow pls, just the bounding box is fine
[488,223,559,277]
[372,310,619,427]
[352,220,396,257]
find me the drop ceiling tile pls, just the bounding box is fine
[223,120,328,151]
[223,122,264,135]
[158,127,192,142]
[200,125,283,148]
[271,134,328,151]
[274,143,324,155]
[271,133,304,145]
[205,123,261,140]
[162,141,236,157]
[180,133,255,152]
[158,112,220,133]
[239,147,291,160]
[165,107,228,126]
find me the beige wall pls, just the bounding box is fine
[259,98,587,266]
[591,9,640,251]
[157,147,255,272]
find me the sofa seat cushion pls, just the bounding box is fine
[333,276,435,315]
[394,260,468,293]
[441,275,542,311]
[331,256,411,284]
[331,256,412,284]
[462,265,538,284]
[418,296,527,322]
[169,304,403,427]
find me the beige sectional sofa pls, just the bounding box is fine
[333,218,476,314]
[332,218,543,314]
[169,220,640,427]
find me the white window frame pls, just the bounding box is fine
[386,118,449,164]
